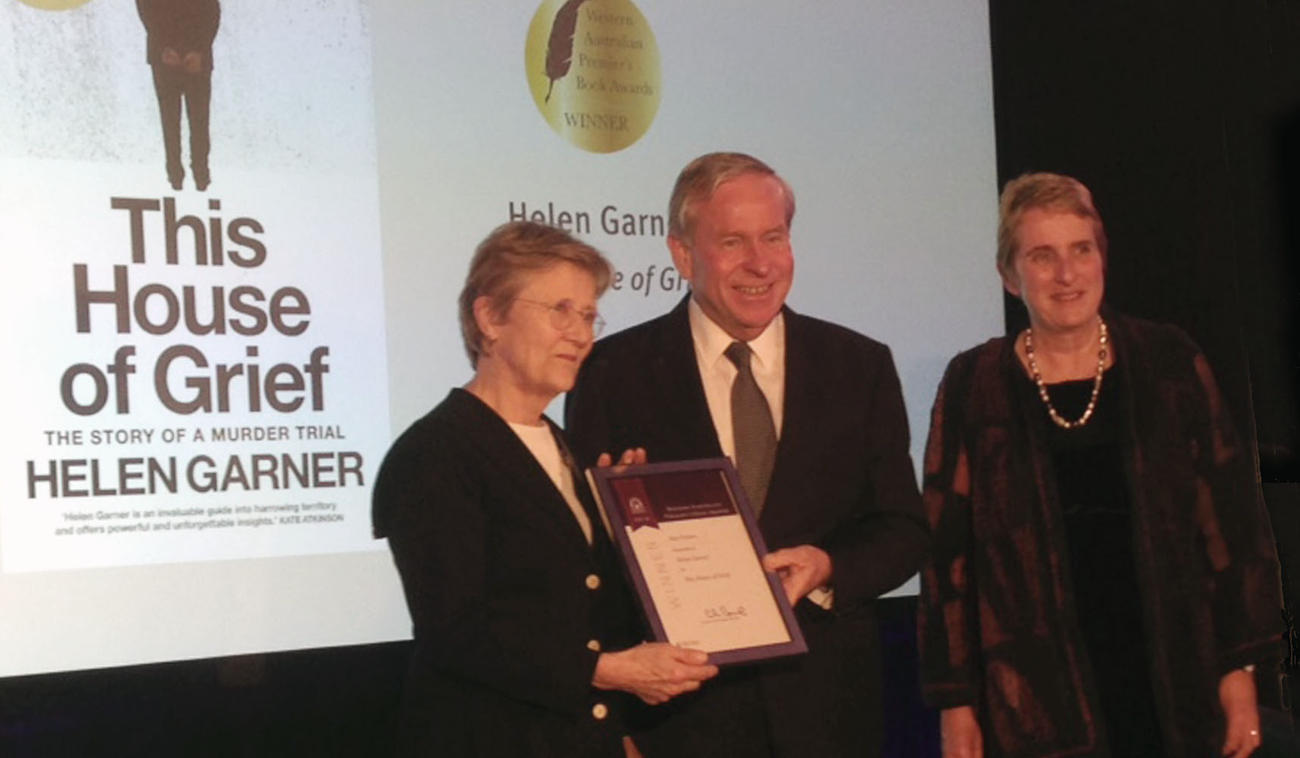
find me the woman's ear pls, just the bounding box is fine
[473,295,502,343]
[1000,267,1022,299]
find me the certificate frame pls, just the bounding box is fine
[587,458,807,665]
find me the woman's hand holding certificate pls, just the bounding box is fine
[592,643,719,705]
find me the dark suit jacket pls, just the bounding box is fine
[136,0,220,72]
[566,297,928,758]
[373,388,639,758]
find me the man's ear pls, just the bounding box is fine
[667,235,692,282]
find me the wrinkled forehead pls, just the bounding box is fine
[682,171,792,234]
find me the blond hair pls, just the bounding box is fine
[997,172,1107,278]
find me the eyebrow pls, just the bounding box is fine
[1024,238,1092,254]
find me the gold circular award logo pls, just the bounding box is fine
[14,0,95,9]
[525,0,661,154]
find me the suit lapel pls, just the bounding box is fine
[652,298,725,460]
[762,308,818,527]
[652,300,812,523]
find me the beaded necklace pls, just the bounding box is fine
[1025,318,1109,429]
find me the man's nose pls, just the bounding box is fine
[741,241,772,275]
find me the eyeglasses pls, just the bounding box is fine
[514,298,606,337]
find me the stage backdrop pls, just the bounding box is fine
[0,0,999,677]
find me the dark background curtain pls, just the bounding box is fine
[986,0,1300,715]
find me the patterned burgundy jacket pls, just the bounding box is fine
[918,312,1282,758]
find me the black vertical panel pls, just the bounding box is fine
[988,0,1300,716]
[990,0,1298,478]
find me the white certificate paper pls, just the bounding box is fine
[589,459,807,665]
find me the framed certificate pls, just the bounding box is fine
[587,458,807,665]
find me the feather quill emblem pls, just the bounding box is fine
[544,0,588,103]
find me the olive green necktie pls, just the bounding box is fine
[724,341,777,515]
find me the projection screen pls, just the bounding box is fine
[0,0,999,677]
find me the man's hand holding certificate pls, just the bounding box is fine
[762,544,832,606]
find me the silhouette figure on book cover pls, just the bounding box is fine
[137,0,220,191]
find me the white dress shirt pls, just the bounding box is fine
[686,299,832,609]
[687,298,785,459]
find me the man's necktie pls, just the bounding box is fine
[724,341,777,515]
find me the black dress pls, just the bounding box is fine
[1040,368,1165,757]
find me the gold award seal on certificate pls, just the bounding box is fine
[524,0,662,154]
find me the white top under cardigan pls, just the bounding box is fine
[509,420,594,545]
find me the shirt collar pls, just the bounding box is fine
[687,297,784,372]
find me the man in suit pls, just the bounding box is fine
[566,152,928,757]
[137,0,220,191]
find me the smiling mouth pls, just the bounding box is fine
[735,284,771,296]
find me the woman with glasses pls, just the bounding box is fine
[373,221,717,758]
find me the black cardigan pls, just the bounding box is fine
[373,389,639,758]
